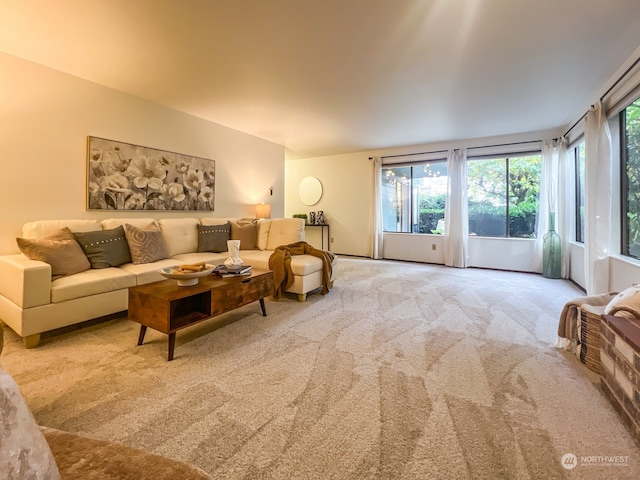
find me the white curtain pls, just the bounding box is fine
[371,156,384,259]
[535,140,556,271]
[444,148,468,267]
[584,101,612,295]
[556,137,571,278]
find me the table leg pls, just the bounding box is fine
[259,298,267,316]
[137,325,147,346]
[168,333,176,361]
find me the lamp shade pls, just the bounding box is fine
[255,203,271,219]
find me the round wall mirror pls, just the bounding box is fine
[299,176,323,206]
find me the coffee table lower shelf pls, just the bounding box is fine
[128,269,274,360]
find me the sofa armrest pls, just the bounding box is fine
[0,255,51,308]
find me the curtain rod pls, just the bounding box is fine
[467,139,542,150]
[564,53,640,138]
[380,149,447,160]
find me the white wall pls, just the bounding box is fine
[285,152,372,256]
[0,53,284,255]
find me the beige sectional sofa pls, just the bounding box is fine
[0,217,336,348]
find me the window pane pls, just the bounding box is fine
[576,143,585,243]
[382,162,447,234]
[467,155,540,238]
[468,158,507,237]
[623,98,640,258]
[413,162,447,233]
[508,155,540,238]
[382,166,412,232]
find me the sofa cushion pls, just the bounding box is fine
[101,218,157,230]
[197,223,230,252]
[73,226,132,268]
[158,218,199,257]
[230,221,257,250]
[172,252,228,266]
[22,219,101,239]
[16,227,91,278]
[256,219,272,250]
[0,366,61,479]
[51,268,137,303]
[124,223,169,264]
[266,218,305,250]
[120,259,182,285]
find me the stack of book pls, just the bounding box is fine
[213,264,252,278]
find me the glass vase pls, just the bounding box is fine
[543,212,562,279]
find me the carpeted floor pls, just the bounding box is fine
[2,257,639,479]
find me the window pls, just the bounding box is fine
[382,162,447,233]
[622,97,640,258]
[467,154,541,238]
[574,142,585,243]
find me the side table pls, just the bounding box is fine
[305,223,330,251]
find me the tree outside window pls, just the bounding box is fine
[622,98,640,258]
[467,155,541,238]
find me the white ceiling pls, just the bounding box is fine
[2,0,640,158]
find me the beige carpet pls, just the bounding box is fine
[2,257,639,479]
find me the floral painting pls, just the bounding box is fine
[87,137,215,211]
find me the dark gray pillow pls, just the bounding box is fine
[73,226,132,268]
[197,223,230,253]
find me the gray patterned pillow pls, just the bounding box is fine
[73,226,132,268]
[197,222,230,253]
[123,223,169,264]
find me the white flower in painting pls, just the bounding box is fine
[125,192,146,209]
[127,156,167,189]
[88,182,100,194]
[199,186,214,204]
[99,173,130,193]
[159,155,174,168]
[203,165,215,180]
[176,160,190,174]
[183,169,206,191]
[160,182,186,203]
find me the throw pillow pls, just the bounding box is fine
[230,221,257,250]
[16,227,90,278]
[0,366,61,479]
[604,285,640,319]
[197,222,230,253]
[73,226,132,268]
[256,219,272,250]
[123,223,169,264]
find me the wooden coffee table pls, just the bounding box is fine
[128,268,274,360]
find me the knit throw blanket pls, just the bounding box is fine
[557,292,615,341]
[268,241,335,299]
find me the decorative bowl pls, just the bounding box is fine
[159,264,215,286]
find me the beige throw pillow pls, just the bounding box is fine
[230,221,257,250]
[16,227,90,278]
[124,223,169,264]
